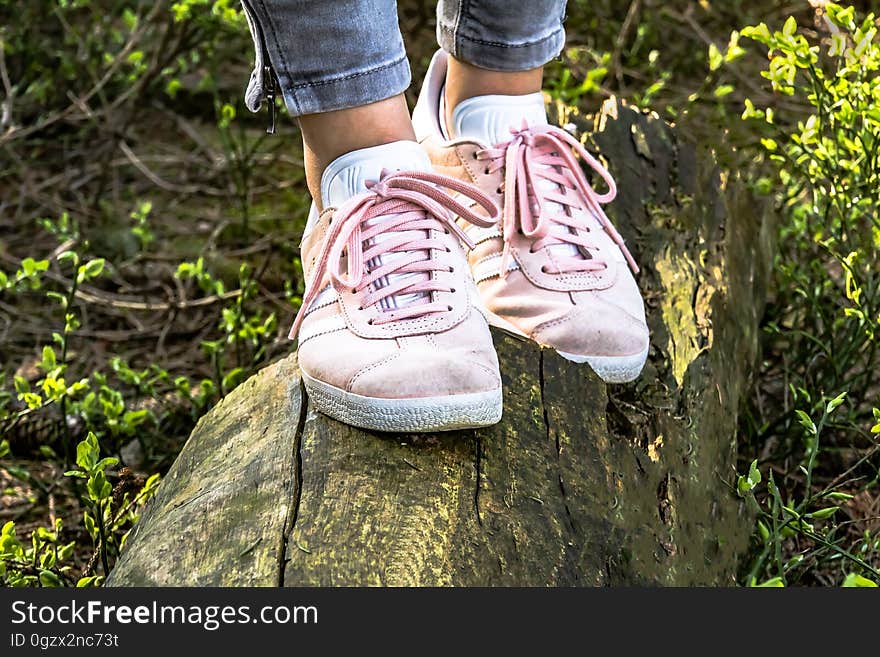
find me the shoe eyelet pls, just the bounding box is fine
[447,305,453,311]
[541,266,549,273]
[445,247,451,253]
[484,168,490,175]
[496,187,502,194]
[367,318,374,325]
[450,288,456,293]
[444,228,450,234]
[472,152,479,160]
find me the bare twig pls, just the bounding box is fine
[119,140,206,195]
[0,252,241,311]
[0,37,14,130]
[0,3,162,146]
[612,0,642,89]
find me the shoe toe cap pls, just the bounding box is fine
[534,305,649,359]
[349,350,501,400]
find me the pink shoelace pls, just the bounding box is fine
[288,170,499,340]
[474,122,639,278]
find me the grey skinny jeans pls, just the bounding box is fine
[241,1,568,123]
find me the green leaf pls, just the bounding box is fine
[122,409,149,428]
[75,432,100,471]
[0,440,9,459]
[794,410,817,435]
[13,375,30,395]
[76,258,105,284]
[46,291,68,309]
[57,542,75,562]
[83,510,96,537]
[38,570,62,587]
[56,251,78,265]
[737,459,762,496]
[63,470,87,479]
[783,16,797,37]
[20,257,49,277]
[825,392,847,415]
[741,23,772,44]
[40,345,56,370]
[87,470,112,502]
[842,573,877,588]
[76,575,102,587]
[747,460,761,487]
[755,576,785,587]
[805,507,838,520]
[757,519,770,543]
[708,43,724,71]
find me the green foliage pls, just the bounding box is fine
[3,0,877,589]
[2,432,160,587]
[737,400,879,587]
[727,3,880,586]
[0,0,303,588]
[0,518,78,588]
[0,0,244,127]
[545,48,610,103]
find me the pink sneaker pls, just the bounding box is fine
[289,141,503,432]
[413,51,649,383]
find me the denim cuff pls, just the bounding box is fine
[277,55,412,118]
[436,22,566,72]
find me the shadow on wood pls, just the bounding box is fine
[107,99,775,586]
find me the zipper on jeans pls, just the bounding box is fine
[241,0,278,134]
[264,63,276,134]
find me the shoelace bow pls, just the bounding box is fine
[474,122,638,278]
[288,170,499,340]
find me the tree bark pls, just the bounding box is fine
[107,99,776,587]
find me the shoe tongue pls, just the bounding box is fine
[450,94,582,262]
[320,140,436,313]
[320,140,432,208]
[450,92,548,146]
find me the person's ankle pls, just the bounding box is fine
[298,95,416,210]
[443,55,543,138]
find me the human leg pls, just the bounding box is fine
[412,2,649,383]
[240,0,504,429]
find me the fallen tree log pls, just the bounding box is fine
[107,98,776,587]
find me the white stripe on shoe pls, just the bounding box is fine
[298,313,347,344]
[472,253,519,283]
[304,284,337,315]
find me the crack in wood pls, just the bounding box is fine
[473,431,483,527]
[539,350,576,535]
[277,376,308,586]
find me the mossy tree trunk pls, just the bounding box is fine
[107,99,775,587]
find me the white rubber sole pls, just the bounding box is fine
[556,347,648,384]
[301,370,503,433]
[485,312,648,384]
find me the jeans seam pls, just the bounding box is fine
[288,55,408,90]
[438,23,563,50]
[457,0,469,55]
[254,0,300,114]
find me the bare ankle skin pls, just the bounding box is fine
[298,94,416,210]
[443,56,544,135]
